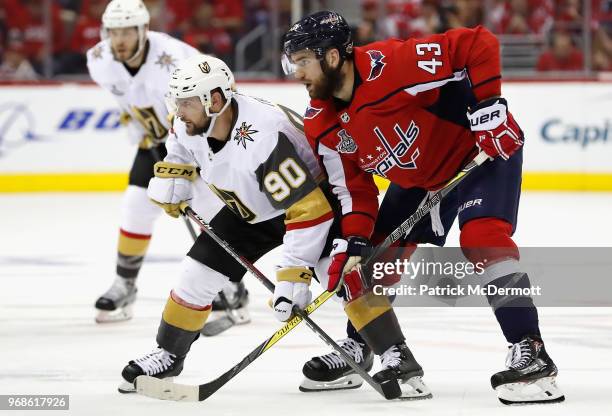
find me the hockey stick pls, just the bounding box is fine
[199,292,238,337]
[200,286,251,337]
[181,204,400,399]
[363,151,489,267]
[135,204,401,401]
[149,145,198,240]
[135,151,489,402]
[153,140,251,334]
[151,143,247,330]
[136,290,335,401]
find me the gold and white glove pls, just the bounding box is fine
[138,134,166,149]
[147,161,197,218]
[272,267,313,322]
[119,111,132,126]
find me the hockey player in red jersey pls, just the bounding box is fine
[282,11,564,405]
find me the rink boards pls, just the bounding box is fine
[0,81,610,192]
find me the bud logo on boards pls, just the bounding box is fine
[0,102,43,157]
[541,119,610,148]
[58,110,121,130]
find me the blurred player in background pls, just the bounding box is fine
[86,0,248,325]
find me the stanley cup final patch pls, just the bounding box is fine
[336,129,357,154]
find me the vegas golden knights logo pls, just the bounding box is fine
[209,184,256,222]
[199,61,210,73]
[131,106,168,140]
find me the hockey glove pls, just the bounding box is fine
[467,97,523,160]
[273,267,313,321]
[138,134,166,149]
[327,237,370,300]
[119,111,132,126]
[147,161,196,218]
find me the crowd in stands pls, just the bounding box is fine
[0,0,611,80]
[356,0,612,72]
[0,0,256,79]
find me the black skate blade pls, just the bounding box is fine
[499,395,565,406]
[380,379,402,400]
[200,317,234,337]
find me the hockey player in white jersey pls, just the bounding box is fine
[117,54,333,391]
[87,0,247,324]
[118,55,430,399]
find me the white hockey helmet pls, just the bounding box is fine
[102,0,150,29]
[167,54,236,118]
[101,0,150,63]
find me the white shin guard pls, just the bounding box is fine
[120,185,162,235]
[172,257,230,307]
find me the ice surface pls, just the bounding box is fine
[1,192,611,415]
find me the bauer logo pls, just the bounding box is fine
[58,109,121,131]
[540,119,610,148]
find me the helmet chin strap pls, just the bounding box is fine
[124,26,147,66]
[202,97,232,136]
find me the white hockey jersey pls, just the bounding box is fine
[166,93,334,269]
[87,31,198,144]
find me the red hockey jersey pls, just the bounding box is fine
[304,26,505,239]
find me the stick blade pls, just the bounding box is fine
[380,379,402,400]
[135,376,199,401]
[200,316,235,337]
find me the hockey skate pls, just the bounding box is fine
[118,347,185,393]
[201,281,250,337]
[373,343,432,400]
[491,335,565,405]
[300,337,374,392]
[94,276,137,323]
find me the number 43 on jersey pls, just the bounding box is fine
[416,43,442,75]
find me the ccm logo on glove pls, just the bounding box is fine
[154,162,197,181]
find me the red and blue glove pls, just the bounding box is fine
[327,237,370,300]
[467,97,523,160]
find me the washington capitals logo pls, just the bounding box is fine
[233,122,258,149]
[304,106,322,119]
[365,121,420,178]
[366,50,386,81]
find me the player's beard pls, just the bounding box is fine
[185,116,211,136]
[309,60,344,100]
[111,43,139,63]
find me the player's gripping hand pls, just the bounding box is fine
[467,97,523,160]
[138,134,167,149]
[327,237,370,299]
[147,161,197,218]
[273,267,313,321]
